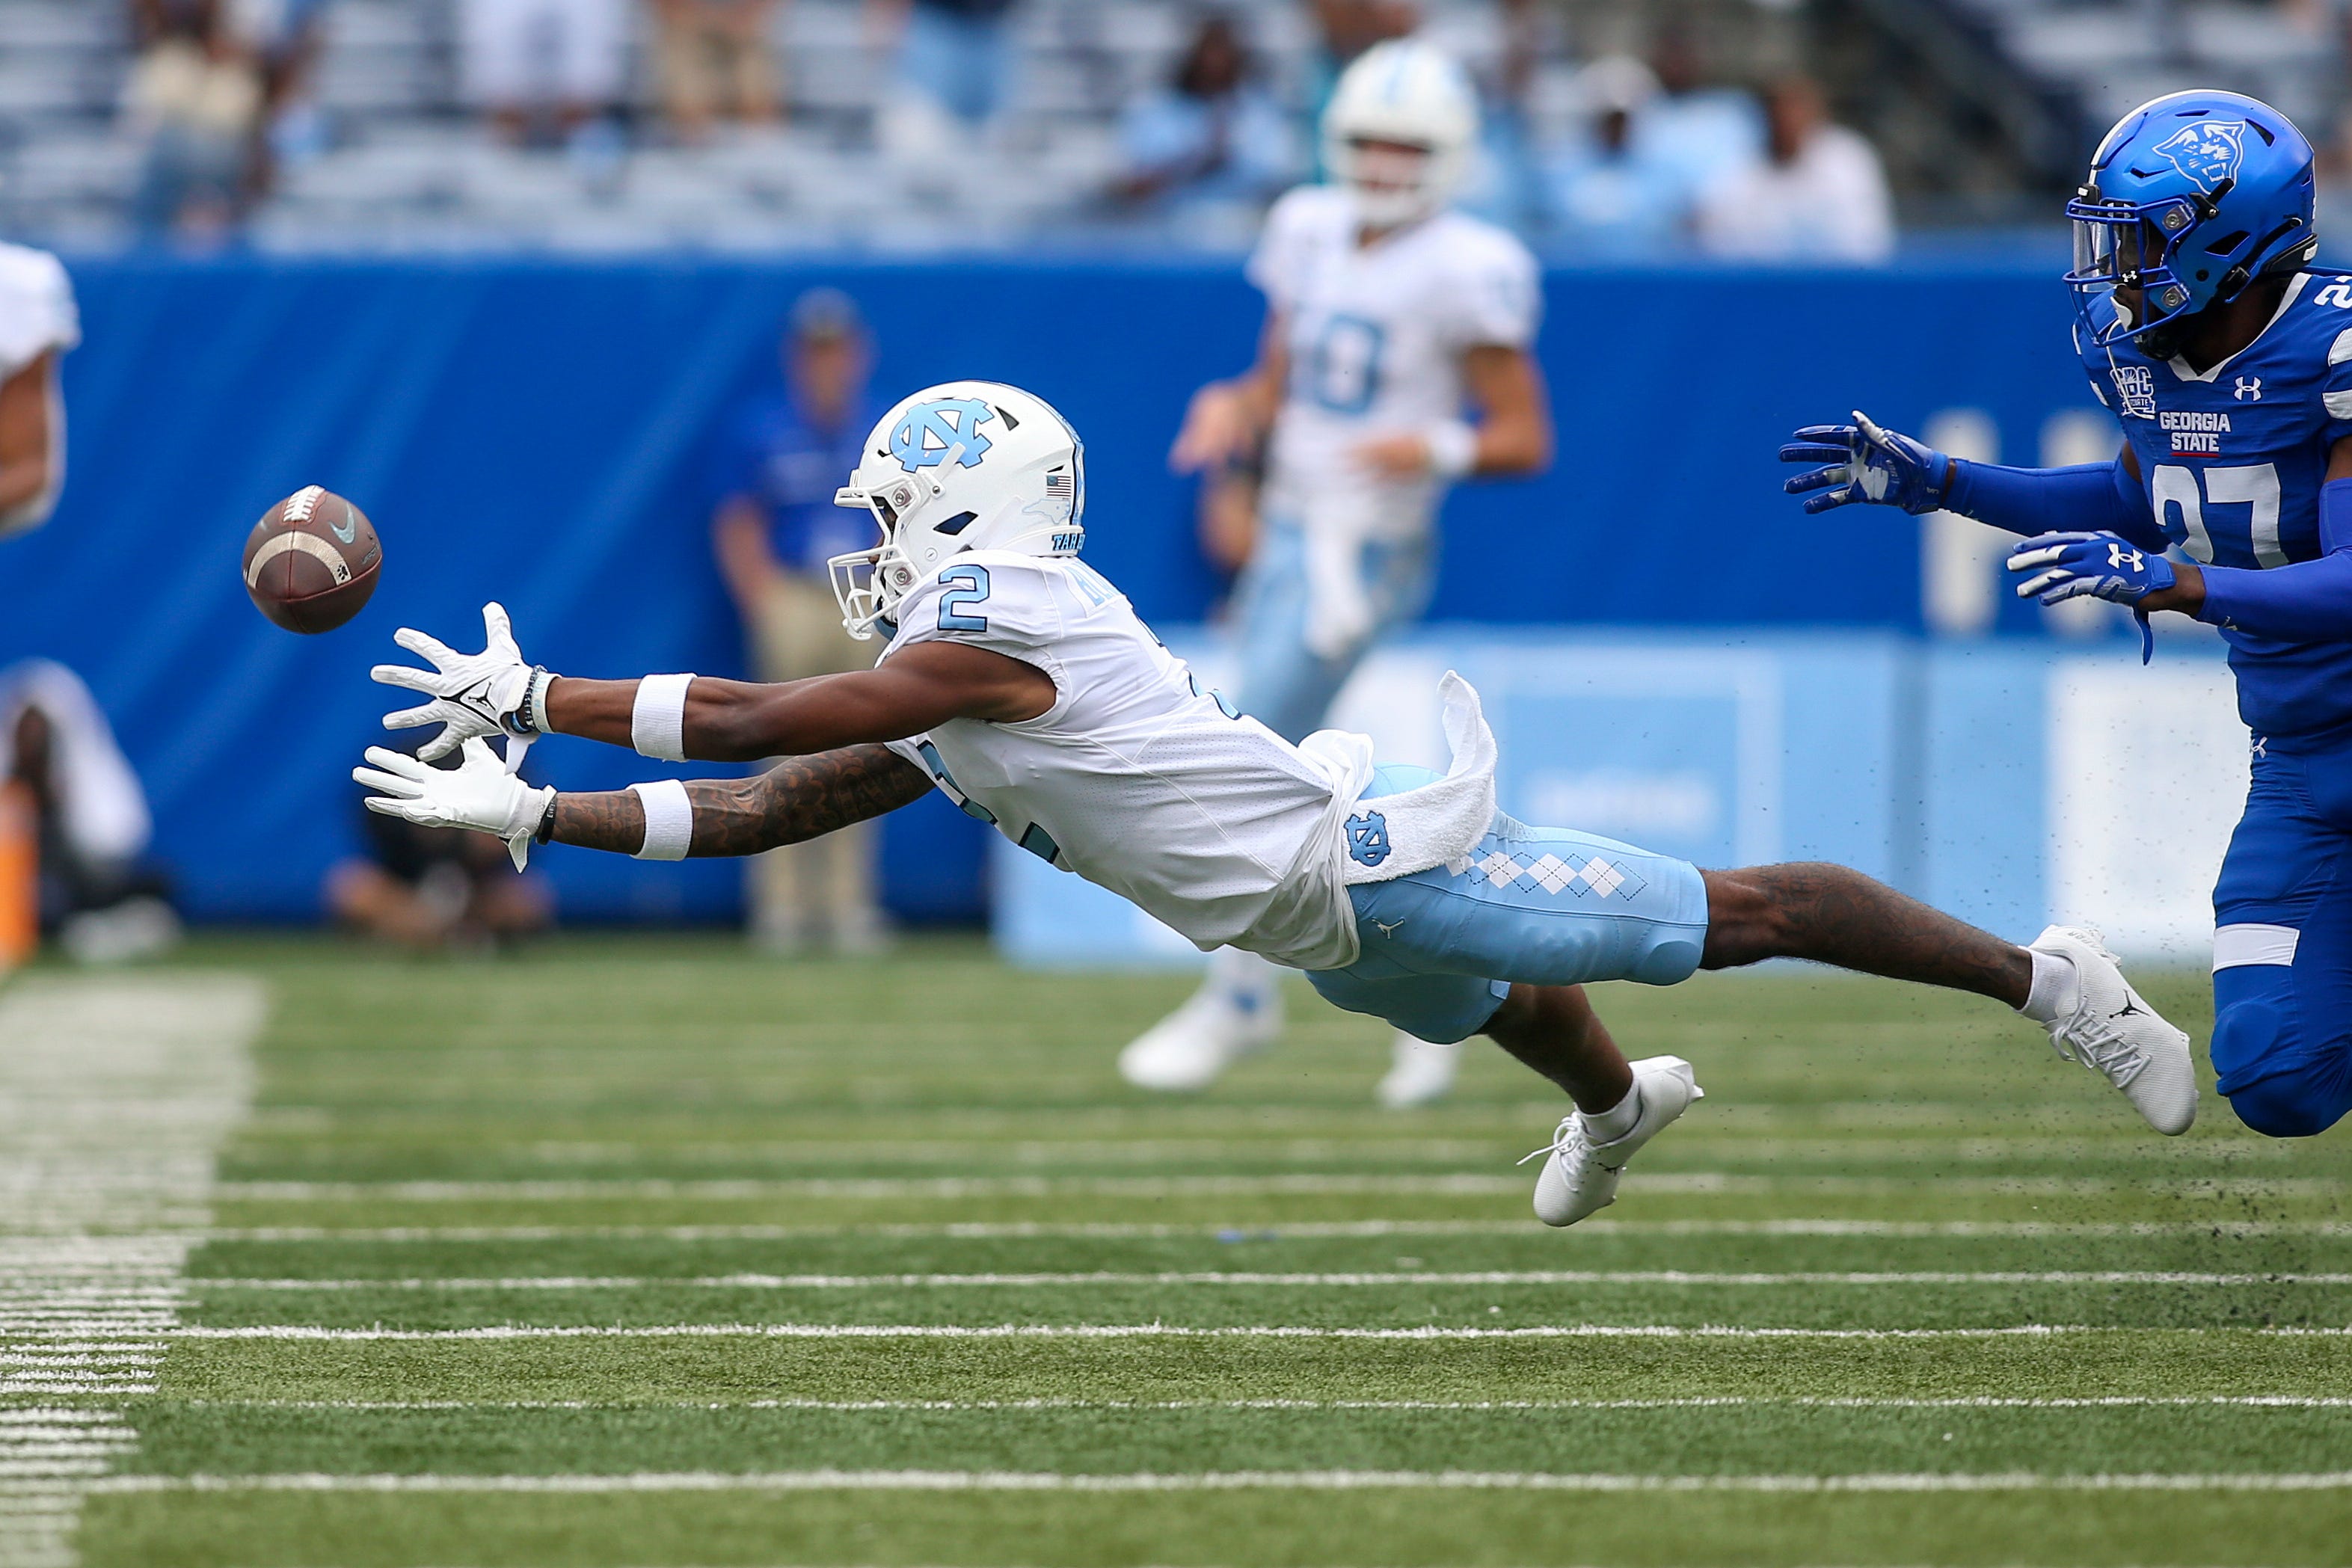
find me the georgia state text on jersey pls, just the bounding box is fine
[876,550,1370,971]
[1250,185,1541,532]
[2079,271,2352,739]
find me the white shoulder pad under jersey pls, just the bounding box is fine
[876,552,1357,971]
[0,245,78,381]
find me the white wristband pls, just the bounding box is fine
[629,779,693,861]
[1425,420,1479,480]
[630,673,696,761]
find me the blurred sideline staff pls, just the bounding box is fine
[0,244,78,539]
[0,662,179,964]
[709,287,888,954]
[325,734,552,952]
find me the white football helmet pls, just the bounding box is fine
[829,381,1087,640]
[1321,39,1480,230]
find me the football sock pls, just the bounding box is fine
[2020,948,2081,1024]
[1580,1080,1644,1143]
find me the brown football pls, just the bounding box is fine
[242,486,382,634]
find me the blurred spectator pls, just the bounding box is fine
[0,662,180,965]
[709,289,887,954]
[1304,0,1418,176]
[1544,55,1691,260]
[228,0,336,185]
[652,0,781,142]
[1629,22,1761,197]
[126,0,263,243]
[1694,76,1894,264]
[1457,0,1550,236]
[1108,13,1292,225]
[326,735,552,953]
[871,0,1019,156]
[458,0,629,147]
[0,244,78,540]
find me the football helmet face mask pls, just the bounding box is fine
[2065,89,2317,356]
[1321,39,1479,230]
[829,381,1087,640]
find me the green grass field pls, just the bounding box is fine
[10,935,2352,1567]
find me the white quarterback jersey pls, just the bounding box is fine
[1249,185,1541,538]
[879,551,1369,971]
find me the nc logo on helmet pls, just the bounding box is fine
[2152,120,2246,194]
[891,399,995,473]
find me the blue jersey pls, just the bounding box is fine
[2078,271,2352,740]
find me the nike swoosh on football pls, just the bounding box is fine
[330,505,359,544]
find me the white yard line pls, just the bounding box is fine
[0,977,262,1568]
[209,1173,2352,1200]
[78,1469,2352,1495]
[155,1322,2352,1342]
[197,1218,2352,1241]
[180,1270,2352,1290]
[168,1395,2352,1412]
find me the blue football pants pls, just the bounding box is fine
[1306,766,1713,1043]
[2210,735,2352,1137]
[1231,516,1435,744]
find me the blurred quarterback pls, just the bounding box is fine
[359,381,2196,1232]
[1134,38,1555,1109]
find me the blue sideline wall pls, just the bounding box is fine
[0,256,2125,923]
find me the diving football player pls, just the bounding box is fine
[1131,37,1556,1107]
[1784,90,2352,1139]
[359,380,2197,1233]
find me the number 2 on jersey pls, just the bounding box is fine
[2151,462,2285,568]
[937,565,991,632]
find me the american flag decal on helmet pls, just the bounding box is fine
[1046,470,1074,497]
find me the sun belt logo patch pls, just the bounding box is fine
[2110,363,2157,419]
[891,399,995,473]
[2152,119,2245,195]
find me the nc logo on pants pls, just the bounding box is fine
[1346,810,1392,867]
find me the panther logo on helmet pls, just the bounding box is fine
[2152,120,2246,194]
[890,399,995,473]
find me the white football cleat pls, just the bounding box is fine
[1524,1056,1704,1228]
[1118,987,1279,1093]
[1377,1031,1459,1109]
[2030,925,2197,1135]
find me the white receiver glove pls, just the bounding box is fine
[372,603,550,763]
[354,737,554,871]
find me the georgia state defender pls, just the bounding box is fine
[1782,89,2352,1138]
[1129,38,1555,1109]
[358,380,2197,1234]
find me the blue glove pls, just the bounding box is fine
[1780,411,1953,515]
[2008,530,2178,663]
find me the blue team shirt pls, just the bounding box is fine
[2079,271,2352,741]
[709,391,877,577]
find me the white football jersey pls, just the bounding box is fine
[0,244,78,382]
[1250,185,1541,535]
[878,551,1366,971]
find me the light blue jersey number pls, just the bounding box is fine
[937,565,991,632]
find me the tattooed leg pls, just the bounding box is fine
[1699,863,2031,1008]
[550,745,931,857]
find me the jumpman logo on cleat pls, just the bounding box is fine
[1372,918,1406,938]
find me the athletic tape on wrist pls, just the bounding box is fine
[630,673,696,761]
[628,779,693,861]
[1425,420,1479,480]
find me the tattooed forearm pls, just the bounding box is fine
[681,745,930,855]
[547,745,930,859]
[549,788,647,853]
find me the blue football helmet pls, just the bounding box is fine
[2066,90,2317,353]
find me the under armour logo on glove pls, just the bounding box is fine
[2009,530,2179,664]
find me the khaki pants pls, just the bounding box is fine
[748,573,881,949]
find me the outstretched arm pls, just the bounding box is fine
[356,739,932,866]
[549,744,932,855]
[540,642,1054,763]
